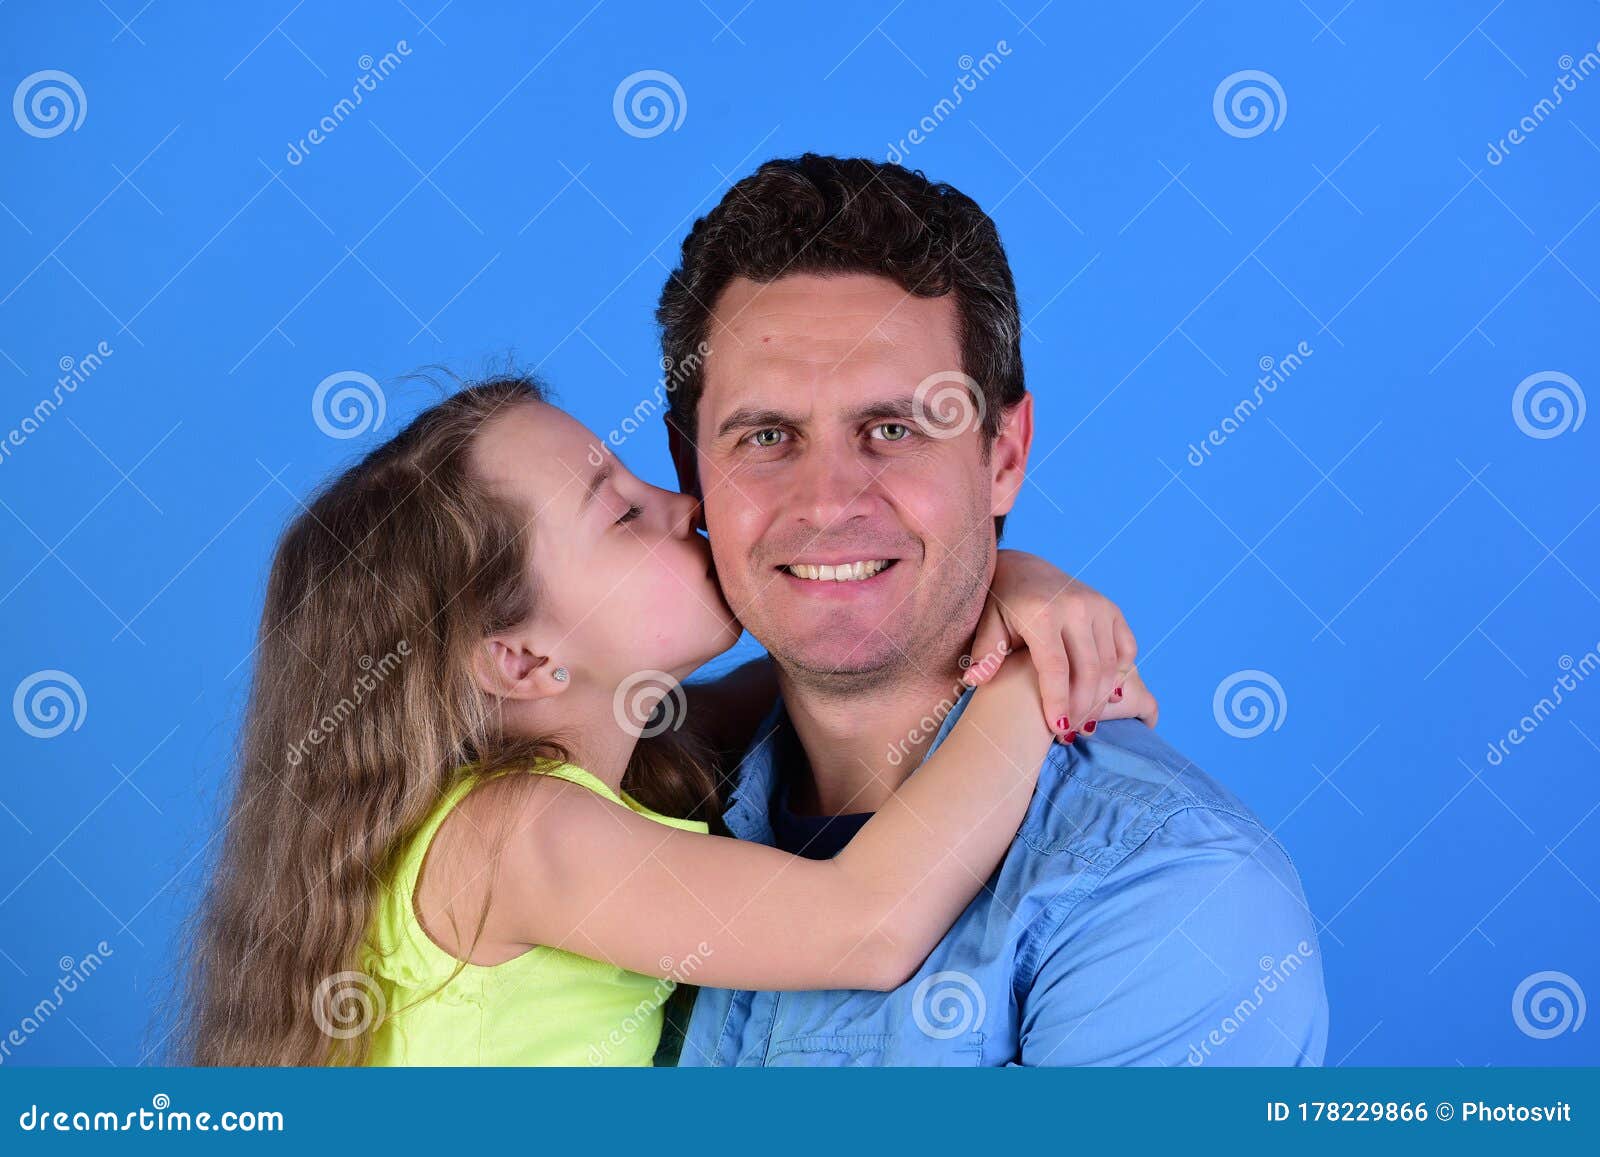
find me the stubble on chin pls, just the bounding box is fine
[755,580,984,701]
[771,636,910,699]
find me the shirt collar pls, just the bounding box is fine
[721,682,979,842]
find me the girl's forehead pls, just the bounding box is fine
[470,401,629,519]
[474,402,587,476]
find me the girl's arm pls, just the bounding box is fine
[966,549,1158,740]
[477,652,1051,992]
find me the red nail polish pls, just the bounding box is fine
[1113,686,1124,699]
[1084,720,1097,734]
[1054,716,1070,732]
[1063,730,1078,743]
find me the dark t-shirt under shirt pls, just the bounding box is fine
[765,717,872,859]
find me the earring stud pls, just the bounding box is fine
[552,666,569,683]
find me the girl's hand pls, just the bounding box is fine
[962,549,1157,742]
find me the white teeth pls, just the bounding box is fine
[785,560,890,582]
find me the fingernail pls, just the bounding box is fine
[1113,686,1124,699]
[1063,730,1078,744]
[1054,716,1070,732]
[1083,720,1097,734]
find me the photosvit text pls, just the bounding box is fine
[1265,1100,1573,1124]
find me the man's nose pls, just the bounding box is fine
[793,441,878,527]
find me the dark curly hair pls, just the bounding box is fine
[655,154,1026,536]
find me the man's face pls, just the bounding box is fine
[685,272,1029,690]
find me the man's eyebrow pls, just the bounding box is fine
[845,396,918,424]
[580,462,612,510]
[715,406,800,440]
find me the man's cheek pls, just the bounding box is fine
[705,494,759,557]
[704,519,752,597]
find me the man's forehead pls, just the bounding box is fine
[699,273,961,414]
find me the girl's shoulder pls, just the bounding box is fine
[427,762,626,890]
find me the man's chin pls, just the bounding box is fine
[769,637,906,688]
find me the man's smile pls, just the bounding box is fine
[774,555,903,596]
[782,559,895,582]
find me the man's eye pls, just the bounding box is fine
[748,429,787,448]
[871,422,911,442]
[615,503,643,526]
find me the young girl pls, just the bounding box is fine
[184,374,1154,1066]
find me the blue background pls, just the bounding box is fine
[1,0,1596,1067]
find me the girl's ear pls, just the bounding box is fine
[473,637,568,702]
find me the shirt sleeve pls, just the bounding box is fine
[1017,805,1329,1067]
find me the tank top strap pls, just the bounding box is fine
[530,762,628,805]
[531,762,708,834]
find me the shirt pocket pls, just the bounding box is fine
[765,1031,986,1066]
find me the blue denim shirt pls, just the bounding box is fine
[680,689,1329,1066]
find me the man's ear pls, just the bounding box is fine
[472,636,568,702]
[989,391,1033,518]
[667,417,702,502]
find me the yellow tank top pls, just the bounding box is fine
[361,762,708,1066]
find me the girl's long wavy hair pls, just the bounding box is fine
[179,375,719,1066]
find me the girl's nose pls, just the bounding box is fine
[662,487,703,537]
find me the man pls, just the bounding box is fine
[657,154,1328,1066]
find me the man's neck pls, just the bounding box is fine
[777,661,968,817]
